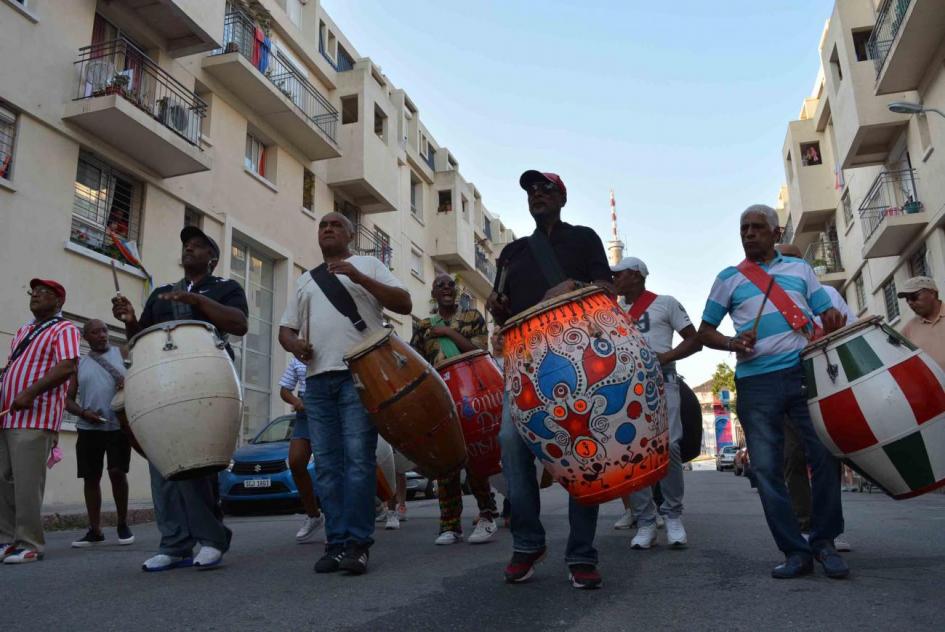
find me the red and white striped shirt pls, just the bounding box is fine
[0,318,81,431]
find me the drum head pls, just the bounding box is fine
[128,319,215,350]
[801,315,883,358]
[343,327,393,363]
[500,285,608,333]
[434,348,490,370]
[678,379,703,463]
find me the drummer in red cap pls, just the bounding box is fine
[1,279,81,564]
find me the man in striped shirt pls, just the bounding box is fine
[698,205,849,580]
[0,279,81,564]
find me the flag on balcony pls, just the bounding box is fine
[108,228,153,294]
[834,162,845,190]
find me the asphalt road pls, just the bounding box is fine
[5,469,945,632]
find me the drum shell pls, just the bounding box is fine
[376,437,395,502]
[501,288,669,505]
[125,321,242,480]
[802,318,945,499]
[346,333,466,478]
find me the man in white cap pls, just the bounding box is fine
[900,276,944,371]
[610,257,701,549]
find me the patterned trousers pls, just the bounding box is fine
[437,470,497,534]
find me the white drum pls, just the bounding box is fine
[125,320,242,480]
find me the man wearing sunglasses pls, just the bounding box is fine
[900,276,944,371]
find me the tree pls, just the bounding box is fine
[711,362,735,398]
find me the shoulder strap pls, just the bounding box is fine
[0,317,63,382]
[736,260,810,331]
[527,228,567,288]
[88,350,124,387]
[310,263,367,332]
[628,291,659,321]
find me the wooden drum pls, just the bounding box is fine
[436,350,504,479]
[501,286,669,505]
[344,328,466,478]
[803,316,945,499]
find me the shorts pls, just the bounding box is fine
[76,429,132,479]
[291,410,310,441]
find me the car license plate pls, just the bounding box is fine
[244,478,271,489]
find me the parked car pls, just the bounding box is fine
[716,445,738,471]
[733,446,750,476]
[405,470,435,500]
[219,414,314,514]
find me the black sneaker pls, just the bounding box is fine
[504,547,547,583]
[117,524,135,545]
[814,545,850,579]
[314,545,345,573]
[71,530,105,548]
[339,543,370,575]
[568,564,602,589]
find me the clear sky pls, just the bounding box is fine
[323,0,834,385]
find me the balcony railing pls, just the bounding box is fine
[858,168,921,240]
[781,217,795,245]
[803,238,843,275]
[475,247,495,282]
[424,148,436,171]
[73,37,206,145]
[353,224,392,269]
[216,11,338,142]
[318,38,355,72]
[867,0,913,76]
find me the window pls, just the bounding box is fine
[184,206,202,229]
[373,104,387,142]
[374,227,392,268]
[852,29,873,62]
[0,101,16,180]
[841,190,853,227]
[341,95,358,124]
[461,195,469,221]
[70,150,142,259]
[829,46,843,86]
[800,142,822,166]
[883,280,900,321]
[302,168,314,211]
[244,133,267,177]
[410,246,423,279]
[438,190,452,213]
[419,133,429,157]
[909,245,929,277]
[410,177,422,219]
[854,274,866,313]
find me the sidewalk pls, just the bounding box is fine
[42,499,155,531]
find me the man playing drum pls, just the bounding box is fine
[112,226,248,572]
[611,257,701,550]
[279,212,411,576]
[697,204,848,579]
[899,276,945,372]
[487,170,614,589]
[411,273,499,545]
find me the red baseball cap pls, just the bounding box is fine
[519,170,567,200]
[29,278,66,302]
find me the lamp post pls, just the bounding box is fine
[888,101,945,119]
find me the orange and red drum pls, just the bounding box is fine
[803,316,945,499]
[501,286,669,505]
[436,350,504,479]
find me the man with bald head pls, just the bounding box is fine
[65,319,134,548]
[280,212,412,575]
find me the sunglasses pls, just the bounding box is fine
[900,291,926,302]
[27,287,58,297]
[525,181,557,194]
[434,280,456,289]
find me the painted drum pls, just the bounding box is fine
[802,316,945,499]
[344,328,466,478]
[436,350,504,479]
[125,320,242,480]
[501,286,669,505]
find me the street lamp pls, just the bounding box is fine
[888,101,945,119]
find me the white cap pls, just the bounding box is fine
[611,256,648,277]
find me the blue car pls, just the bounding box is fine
[219,414,315,514]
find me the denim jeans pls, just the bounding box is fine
[630,375,683,524]
[304,370,378,548]
[735,364,843,557]
[499,392,599,566]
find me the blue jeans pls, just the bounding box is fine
[499,392,599,566]
[735,365,843,557]
[304,371,378,548]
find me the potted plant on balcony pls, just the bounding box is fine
[903,200,923,214]
[811,258,828,276]
[105,72,130,97]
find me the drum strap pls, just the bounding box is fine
[309,264,367,332]
[627,291,658,321]
[736,260,811,333]
[527,228,567,289]
[88,350,124,388]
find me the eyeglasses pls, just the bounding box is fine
[525,181,557,194]
[27,287,58,298]
[434,280,456,289]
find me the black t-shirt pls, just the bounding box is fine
[493,221,613,317]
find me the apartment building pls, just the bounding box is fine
[0,0,512,507]
[779,0,945,329]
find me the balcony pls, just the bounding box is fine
[62,38,210,177]
[803,238,846,289]
[784,120,839,234]
[859,169,928,258]
[871,1,945,94]
[121,0,225,57]
[352,223,392,269]
[202,11,340,161]
[475,246,496,285]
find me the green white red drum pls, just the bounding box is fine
[501,287,669,505]
[802,316,945,500]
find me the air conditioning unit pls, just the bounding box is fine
[158,99,199,143]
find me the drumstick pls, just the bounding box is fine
[0,408,9,419]
[751,278,776,338]
[110,260,122,297]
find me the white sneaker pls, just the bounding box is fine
[141,553,193,572]
[385,511,400,530]
[613,508,636,530]
[435,531,462,545]
[655,514,666,529]
[834,534,852,552]
[296,514,325,543]
[193,545,223,570]
[468,518,498,544]
[665,517,688,547]
[630,524,658,549]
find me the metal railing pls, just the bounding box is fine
[781,217,795,245]
[74,37,206,146]
[424,147,436,171]
[318,37,355,72]
[803,238,843,275]
[216,11,338,142]
[353,224,393,269]
[475,247,495,282]
[858,168,921,240]
[867,0,913,75]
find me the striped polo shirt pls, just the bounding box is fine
[702,254,832,378]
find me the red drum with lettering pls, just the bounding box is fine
[436,350,504,479]
[501,286,669,505]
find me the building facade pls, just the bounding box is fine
[0,0,513,507]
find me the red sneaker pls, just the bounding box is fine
[504,547,547,583]
[568,564,602,589]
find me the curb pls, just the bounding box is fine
[43,508,155,532]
